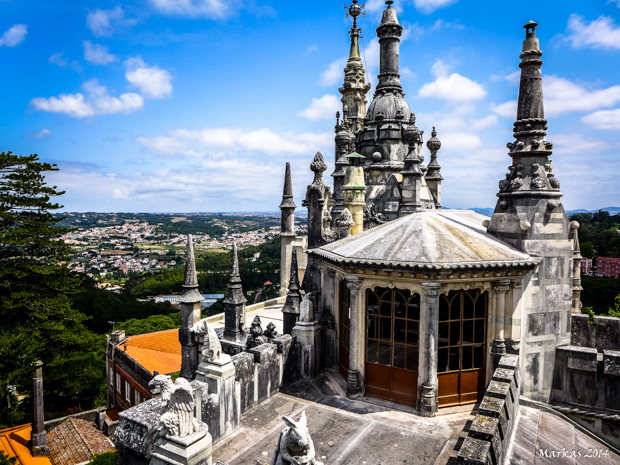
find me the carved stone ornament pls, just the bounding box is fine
[493,284,511,294]
[271,411,323,465]
[264,321,278,339]
[246,315,265,349]
[531,176,546,189]
[194,319,222,363]
[548,175,560,189]
[363,203,387,228]
[147,375,201,439]
[346,279,362,291]
[510,178,523,189]
[498,179,509,190]
[422,284,441,297]
[300,292,314,322]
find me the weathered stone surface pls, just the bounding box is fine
[571,314,594,348]
[457,436,492,465]
[595,316,620,352]
[566,346,597,373]
[114,399,164,458]
[249,344,280,404]
[231,352,255,414]
[604,350,620,377]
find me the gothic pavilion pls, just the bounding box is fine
[278,2,580,416]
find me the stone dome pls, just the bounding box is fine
[367,90,411,122]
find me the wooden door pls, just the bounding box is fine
[338,280,350,380]
[437,290,488,407]
[365,288,420,406]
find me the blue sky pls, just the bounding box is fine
[2,0,620,212]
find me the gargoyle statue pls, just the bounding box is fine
[148,375,200,439]
[194,319,222,362]
[271,412,323,465]
[299,293,314,323]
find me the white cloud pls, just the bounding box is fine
[492,76,620,118]
[149,0,231,18]
[306,45,318,54]
[124,57,173,99]
[25,129,52,139]
[299,94,340,121]
[0,24,27,47]
[136,136,204,157]
[552,134,612,154]
[87,7,134,37]
[610,0,620,7]
[418,60,487,101]
[49,52,68,67]
[319,58,347,87]
[139,127,333,156]
[564,14,620,50]
[490,100,517,118]
[582,109,620,130]
[413,0,458,14]
[83,41,117,65]
[31,79,143,118]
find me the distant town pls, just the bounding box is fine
[55,212,307,288]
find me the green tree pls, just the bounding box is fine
[0,450,17,465]
[116,313,182,336]
[0,152,104,427]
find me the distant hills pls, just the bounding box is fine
[463,207,620,217]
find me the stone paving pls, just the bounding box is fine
[212,372,474,465]
[505,406,620,465]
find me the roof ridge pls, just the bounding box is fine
[125,328,179,342]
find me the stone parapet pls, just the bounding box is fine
[571,313,620,352]
[458,355,521,465]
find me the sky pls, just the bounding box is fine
[2,0,620,213]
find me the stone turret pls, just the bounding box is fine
[282,246,302,335]
[223,243,246,342]
[279,162,296,296]
[425,127,443,209]
[179,235,204,380]
[399,114,424,215]
[487,21,574,402]
[343,153,366,235]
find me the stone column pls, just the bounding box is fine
[324,269,339,370]
[418,283,440,417]
[195,354,239,441]
[30,360,48,456]
[492,280,511,355]
[346,277,364,398]
[509,279,524,352]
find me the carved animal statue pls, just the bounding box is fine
[194,319,222,362]
[148,375,198,439]
[271,412,323,465]
[264,321,278,339]
[300,293,313,323]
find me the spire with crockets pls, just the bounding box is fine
[223,242,246,341]
[487,20,565,248]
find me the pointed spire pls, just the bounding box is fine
[179,235,203,303]
[425,127,443,180]
[279,162,296,209]
[229,242,241,286]
[288,246,301,293]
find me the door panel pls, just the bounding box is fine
[437,290,488,407]
[365,288,420,406]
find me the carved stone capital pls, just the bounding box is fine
[493,279,511,294]
[422,282,441,297]
[346,278,362,291]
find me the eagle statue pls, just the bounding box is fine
[148,375,199,439]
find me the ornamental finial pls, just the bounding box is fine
[344,0,366,30]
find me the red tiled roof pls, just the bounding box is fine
[47,417,114,465]
[119,329,181,375]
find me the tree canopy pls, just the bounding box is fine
[0,152,103,427]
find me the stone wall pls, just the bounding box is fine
[571,314,620,352]
[551,345,620,447]
[458,355,521,465]
[230,334,296,415]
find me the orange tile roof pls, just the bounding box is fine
[0,424,51,465]
[0,418,114,465]
[119,329,181,375]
